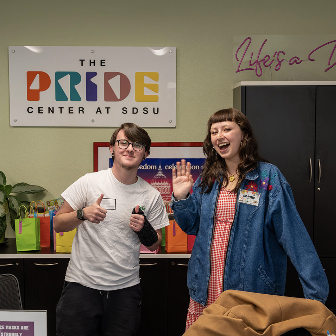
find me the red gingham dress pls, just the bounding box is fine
[185,187,236,330]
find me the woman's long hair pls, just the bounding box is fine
[199,108,266,193]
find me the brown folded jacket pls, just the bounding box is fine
[183,290,336,336]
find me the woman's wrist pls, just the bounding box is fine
[172,192,190,201]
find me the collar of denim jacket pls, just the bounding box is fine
[245,168,259,181]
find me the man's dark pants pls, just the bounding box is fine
[56,282,142,336]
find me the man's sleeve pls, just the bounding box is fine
[61,175,88,211]
[146,194,170,230]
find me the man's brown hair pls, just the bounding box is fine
[110,123,151,155]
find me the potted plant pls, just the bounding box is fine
[0,171,46,243]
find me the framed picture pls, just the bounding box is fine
[93,142,206,212]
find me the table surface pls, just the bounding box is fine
[0,238,191,259]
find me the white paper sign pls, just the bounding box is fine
[0,310,47,336]
[9,46,176,127]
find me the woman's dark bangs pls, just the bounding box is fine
[209,110,234,127]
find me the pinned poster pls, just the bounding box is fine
[93,141,206,206]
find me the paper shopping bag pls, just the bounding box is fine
[54,228,77,253]
[165,215,188,253]
[46,198,63,246]
[140,244,160,254]
[53,197,64,210]
[187,235,196,253]
[47,199,57,244]
[32,200,50,248]
[49,209,56,247]
[161,227,165,247]
[15,205,40,251]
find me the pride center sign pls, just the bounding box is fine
[9,46,176,127]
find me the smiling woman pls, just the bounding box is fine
[210,120,243,169]
[200,108,264,193]
[171,107,329,331]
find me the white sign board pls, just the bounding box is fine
[0,310,47,336]
[9,46,176,127]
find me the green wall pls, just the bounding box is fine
[1,0,335,235]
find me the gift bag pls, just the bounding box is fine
[49,209,57,248]
[187,235,196,253]
[15,205,41,251]
[140,244,160,254]
[161,202,172,248]
[165,215,188,253]
[47,200,56,245]
[47,198,64,247]
[161,227,166,247]
[32,200,50,247]
[54,228,77,253]
[53,197,64,210]
[28,201,37,218]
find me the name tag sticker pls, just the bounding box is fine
[100,198,116,210]
[238,190,260,206]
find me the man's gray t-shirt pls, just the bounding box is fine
[61,169,169,291]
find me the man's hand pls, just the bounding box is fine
[130,206,158,247]
[129,205,145,232]
[83,194,107,224]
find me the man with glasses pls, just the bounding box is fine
[54,123,169,336]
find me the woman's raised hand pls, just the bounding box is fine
[172,159,194,200]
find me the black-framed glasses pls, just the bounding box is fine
[116,139,145,152]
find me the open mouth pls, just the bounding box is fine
[218,142,229,150]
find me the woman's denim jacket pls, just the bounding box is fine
[171,162,328,305]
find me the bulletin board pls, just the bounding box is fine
[94,142,204,171]
[93,142,206,212]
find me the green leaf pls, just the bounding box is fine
[0,171,6,186]
[0,216,6,237]
[0,203,6,217]
[9,208,17,231]
[11,183,46,194]
[0,190,5,203]
[8,195,20,216]
[4,185,12,196]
